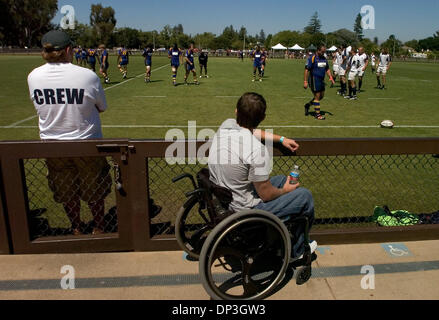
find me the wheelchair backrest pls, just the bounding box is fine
[197,168,233,211]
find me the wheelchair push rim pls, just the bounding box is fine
[175,196,214,260]
[199,210,291,300]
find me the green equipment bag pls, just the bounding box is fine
[373,205,420,227]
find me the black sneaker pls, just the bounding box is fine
[304,103,311,116]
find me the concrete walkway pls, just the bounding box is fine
[0,240,438,300]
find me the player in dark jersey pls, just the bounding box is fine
[118,47,129,79]
[251,46,264,82]
[99,44,110,84]
[199,50,209,78]
[304,45,335,120]
[87,48,98,72]
[261,48,268,78]
[81,48,88,67]
[184,44,199,85]
[142,44,153,83]
[169,44,182,86]
[74,47,81,64]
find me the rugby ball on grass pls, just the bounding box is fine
[380,120,394,129]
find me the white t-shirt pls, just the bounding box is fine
[358,53,369,69]
[208,119,273,211]
[379,53,392,67]
[349,54,361,71]
[27,63,107,140]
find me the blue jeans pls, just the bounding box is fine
[254,176,315,258]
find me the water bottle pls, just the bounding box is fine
[290,165,300,185]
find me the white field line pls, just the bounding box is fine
[368,98,401,100]
[133,96,167,98]
[3,125,439,129]
[5,64,170,128]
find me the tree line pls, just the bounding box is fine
[1,1,438,57]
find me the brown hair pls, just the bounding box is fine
[236,93,267,130]
[41,43,69,63]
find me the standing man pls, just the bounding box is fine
[331,49,339,88]
[345,48,360,100]
[81,48,88,67]
[27,30,112,236]
[336,45,348,96]
[99,44,110,84]
[261,48,268,78]
[169,44,182,86]
[118,46,129,79]
[199,50,209,78]
[251,46,264,82]
[87,48,98,73]
[376,48,392,90]
[184,43,199,85]
[370,52,377,74]
[304,45,335,120]
[142,44,153,83]
[357,47,369,93]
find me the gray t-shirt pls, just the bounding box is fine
[208,119,273,211]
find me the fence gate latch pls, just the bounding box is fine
[96,144,136,164]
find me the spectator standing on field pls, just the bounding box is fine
[27,30,112,236]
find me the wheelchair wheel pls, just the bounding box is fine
[199,210,291,300]
[175,196,213,260]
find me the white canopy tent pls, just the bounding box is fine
[327,46,338,52]
[271,43,287,50]
[289,44,304,51]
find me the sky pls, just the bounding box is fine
[53,0,439,43]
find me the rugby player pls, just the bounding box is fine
[345,48,360,100]
[99,44,110,84]
[118,46,129,79]
[199,50,209,78]
[184,43,199,85]
[169,44,182,86]
[370,52,376,74]
[331,49,340,88]
[376,48,392,89]
[142,44,153,83]
[261,48,268,78]
[251,46,264,82]
[81,48,88,67]
[304,45,335,120]
[87,48,98,73]
[336,45,348,96]
[357,47,369,93]
[74,47,81,64]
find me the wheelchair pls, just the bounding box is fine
[173,168,316,300]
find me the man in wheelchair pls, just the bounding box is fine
[208,92,317,260]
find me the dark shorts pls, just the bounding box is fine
[185,62,195,71]
[254,62,262,69]
[145,61,152,67]
[120,61,128,66]
[171,63,180,68]
[310,76,325,93]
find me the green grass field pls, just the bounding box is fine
[1,54,439,141]
[1,55,438,236]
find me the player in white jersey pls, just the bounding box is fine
[356,47,369,92]
[376,48,392,89]
[336,46,348,96]
[370,53,376,74]
[331,50,339,88]
[345,48,360,100]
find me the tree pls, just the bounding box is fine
[304,12,322,35]
[90,4,117,46]
[354,13,364,41]
[381,35,403,56]
[258,29,266,43]
[238,26,247,41]
[1,0,57,47]
[329,29,358,47]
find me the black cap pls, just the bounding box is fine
[41,30,73,51]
